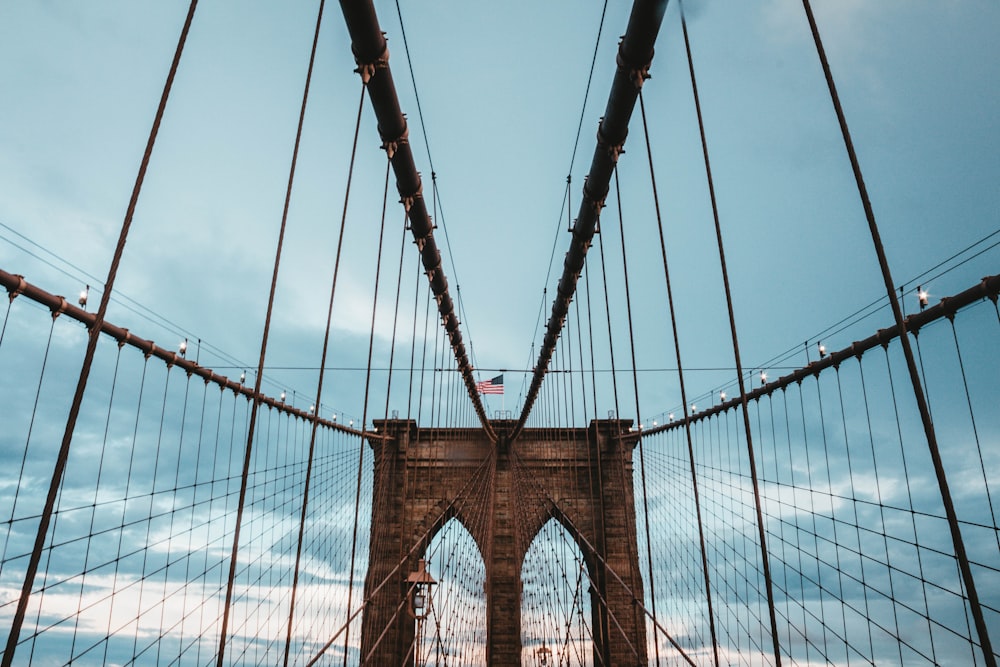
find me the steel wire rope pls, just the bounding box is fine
[395,275,426,644]
[416,264,433,426]
[764,392,799,658]
[560,560,589,665]
[382,221,411,424]
[278,69,378,659]
[175,373,211,665]
[0,5,197,658]
[775,389,809,663]
[633,27,726,662]
[0,296,11,352]
[406,252,423,422]
[65,340,124,662]
[430,313,444,432]
[529,0,610,377]
[25,448,70,666]
[655,228,1000,422]
[833,366,877,662]
[214,1,333,661]
[586,224,625,431]
[342,147,396,665]
[393,276,433,651]
[512,462,578,662]
[96,355,151,664]
[571,297,590,433]
[670,5,785,659]
[0,315,55,581]
[610,164,670,665]
[811,372,851,662]
[856,358,906,663]
[800,3,995,660]
[318,452,494,666]
[948,318,1000,553]
[435,495,488,662]
[908,327,984,661]
[426,520,464,662]
[153,362,196,664]
[428,310,442,434]
[429,175,485,398]
[576,258,610,663]
[127,365,174,664]
[794,382,833,663]
[580,258,614,659]
[538,502,565,655]
[510,448,696,665]
[390,3,488,410]
[597,218,659,664]
[353,222,410,664]
[562,294,577,430]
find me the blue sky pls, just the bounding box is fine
[1,3,999,664]
[1,1,998,424]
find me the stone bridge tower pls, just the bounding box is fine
[360,419,648,665]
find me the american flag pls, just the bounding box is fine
[476,375,504,395]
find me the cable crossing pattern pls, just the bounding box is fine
[0,0,998,665]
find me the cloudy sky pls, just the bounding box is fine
[1,1,998,424]
[1,3,998,664]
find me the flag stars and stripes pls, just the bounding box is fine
[476,375,503,394]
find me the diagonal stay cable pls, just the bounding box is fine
[1,4,199,665]
[675,4,781,663]
[305,448,495,666]
[215,2,330,663]
[801,3,995,662]
[509,448,696,665]
[337,0,495,441]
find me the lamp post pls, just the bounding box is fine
[536,643,552,666]
[406,559,436,666]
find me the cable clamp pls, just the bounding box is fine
[50,296,68,320]
[6,274,26,303]
[617,44,652,89]
[381,125,408,159]
[596,123,626,161]
[354,42,389,84]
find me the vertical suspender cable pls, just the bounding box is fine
[338,0,495,440]
[675,4,783,662]
[282,7,368,660]
[636,27,722,661]
[342,157,393,664]
[216,3,329,662]
[1,4,199,664]
[611,167,665,666]
[800,2,995,663]
[513,0,669,441]
[382,219,411,421]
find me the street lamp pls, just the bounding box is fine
[406,559,436,665]
[536,643,552,666]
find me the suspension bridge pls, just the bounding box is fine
[1,1,998,665]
